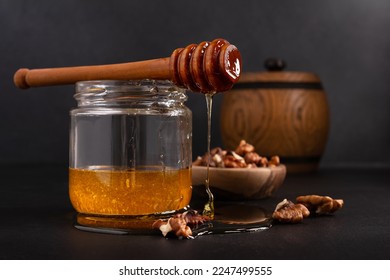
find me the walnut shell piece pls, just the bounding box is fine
[272,199,310,223]
[296,195,344,215]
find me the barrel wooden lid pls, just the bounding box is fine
[235,58,322,88]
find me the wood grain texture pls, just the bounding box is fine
[14,58,171,88]
[220,86,329,173]
[238,71,321,83]
[14,39,242,94]
[192,165,286,199]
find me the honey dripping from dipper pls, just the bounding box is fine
[202,93,215,219]
[186,40,271,237]
[189,94,272,238]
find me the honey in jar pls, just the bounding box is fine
[69,167,191,216]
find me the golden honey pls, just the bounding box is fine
[69,167,192,216]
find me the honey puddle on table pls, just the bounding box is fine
[74,203,272,237]
[191,203,272,237]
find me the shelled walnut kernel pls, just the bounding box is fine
[296,195,344,215]
[272,199,310,223]
[152,210,209,238]
[273,195,345,224]
[193,140,280,168]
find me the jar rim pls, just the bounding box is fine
[74,80,187,106]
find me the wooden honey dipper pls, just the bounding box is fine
[14,38,241,93]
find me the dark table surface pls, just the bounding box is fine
[1,164,389,260]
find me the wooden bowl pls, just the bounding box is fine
[192,164,286,200]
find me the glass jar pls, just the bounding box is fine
[69,80,192,222]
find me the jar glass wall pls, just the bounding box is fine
[69,80,192,219]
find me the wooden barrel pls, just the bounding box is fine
[220,59,329,173]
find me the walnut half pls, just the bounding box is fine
[272,199,310,223]
[296,195,344,215]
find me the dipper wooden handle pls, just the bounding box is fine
[14,38,241,93]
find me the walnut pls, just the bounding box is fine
[258,157,269,167]
[210,147,225,157]
[223,152,247,168]
[153,217,193,238]
[212,153,224,167]
[152,210,209,238]
[268,156,280,167]
[192,156,203,166]
[192,147,227,167]
[272,198,310,223]
[244,152,262,165]
[246,163,258,168]
[235,140,255,156]
[192,140,281,168]
[180,210,210,226]
[296,195,344,215]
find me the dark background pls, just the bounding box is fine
[1,0,389,168]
